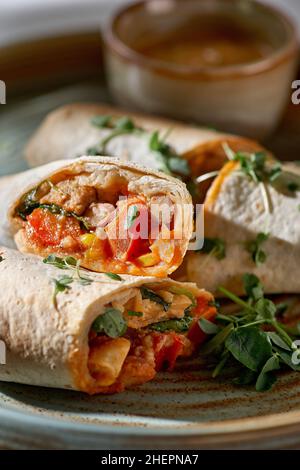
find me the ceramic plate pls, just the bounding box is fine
[1,82,300,449]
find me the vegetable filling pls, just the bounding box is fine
[15,175,182,275]
[87,284,216,392]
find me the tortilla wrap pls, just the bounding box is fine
[0,247,215,394]
[183,161,300,295]
[24,103,263,180]
[9,156,193,277]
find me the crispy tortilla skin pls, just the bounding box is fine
[9,156,193,277]
[0,247,214,394]
[183,162,300,296]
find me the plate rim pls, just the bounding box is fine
[2,398,300,438]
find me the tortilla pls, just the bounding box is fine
[24,103,263,180]
[183,161,300,295]
[0,246,215,394]
[9,156,193,277]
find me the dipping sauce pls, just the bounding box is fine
[135,14,275,68]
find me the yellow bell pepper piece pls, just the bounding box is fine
[136,252,159,267]
[80,233,98,247]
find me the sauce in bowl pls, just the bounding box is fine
[105,0,298,138]
[135,14,275,68]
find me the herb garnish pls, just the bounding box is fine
[88,115,142,155]
[199,237,226,260]
[89,114,192,185]
[149,130,190,178]
[43,255,77,269]
[44,255,123,285]
[140,287,170,312]
[125,205,140,230]
[246,232,269,266]
[44,256,92,305]
[223,144,282,185]
[104,272,123,281]
[199,274,300,391]
[92,307,127,338]
[199,317,220,335]
[44,255,127,305]
[243,273,264,301]
[52,275,73,307]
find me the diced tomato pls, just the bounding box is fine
[26,208,81,248]
[152,332,184,371]
[188,301,217,347]
[105,198,150,262]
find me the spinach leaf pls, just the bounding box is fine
[149,314,193,333]
[16,187,40,220]
[17,193,90,231]
[140,287,170,312]
[92,308,127,338]
[39,204,90,231]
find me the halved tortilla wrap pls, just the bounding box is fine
[9,156,193,277]
[184,160,300,295]
[24,103,264,200]
[0,247,216,394]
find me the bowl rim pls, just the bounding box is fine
[104,0,299,80]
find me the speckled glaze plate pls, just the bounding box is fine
[2,37,300,449]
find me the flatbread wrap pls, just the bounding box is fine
[24,103,263,201]
[0,247,216,394]
[184,154,300,295]
[9,156,193,277]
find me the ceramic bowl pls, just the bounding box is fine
[104,0,299,139]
